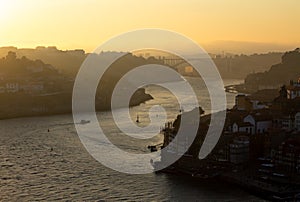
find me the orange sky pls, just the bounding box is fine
[1,0,300,53]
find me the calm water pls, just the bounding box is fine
[0,78,264,201]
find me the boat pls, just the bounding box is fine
[80,120,90,124]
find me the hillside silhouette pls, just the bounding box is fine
[0,51,59,78]
[0,46,283,79]
[213,52,282,79]
[244,48,300,91]
[0,46,86,77]
[0,51,161,119]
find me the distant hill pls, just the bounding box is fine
[244,48,300,91]
[0,51,59,78]
[0,46,285,79]
[0,46,87,77]
[212,52,283,79]
[0,50,160,119]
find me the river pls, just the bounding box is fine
[0,78,264,201]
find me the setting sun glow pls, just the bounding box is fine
[0,0,300,53]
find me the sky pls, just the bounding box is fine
[0,0,300,53]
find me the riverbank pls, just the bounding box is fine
[0,88,153,120]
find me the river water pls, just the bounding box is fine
[0,78,264,201]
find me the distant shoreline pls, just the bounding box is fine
[0,90,153,121]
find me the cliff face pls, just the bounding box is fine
[244,48,300,91]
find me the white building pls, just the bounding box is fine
[232,122,254,135]
[243,113,272,134]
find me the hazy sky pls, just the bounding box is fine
[1,0,300,53]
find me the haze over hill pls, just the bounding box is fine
[0,46,287,79]
[0,50,158,119]
[243,48,300,92]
